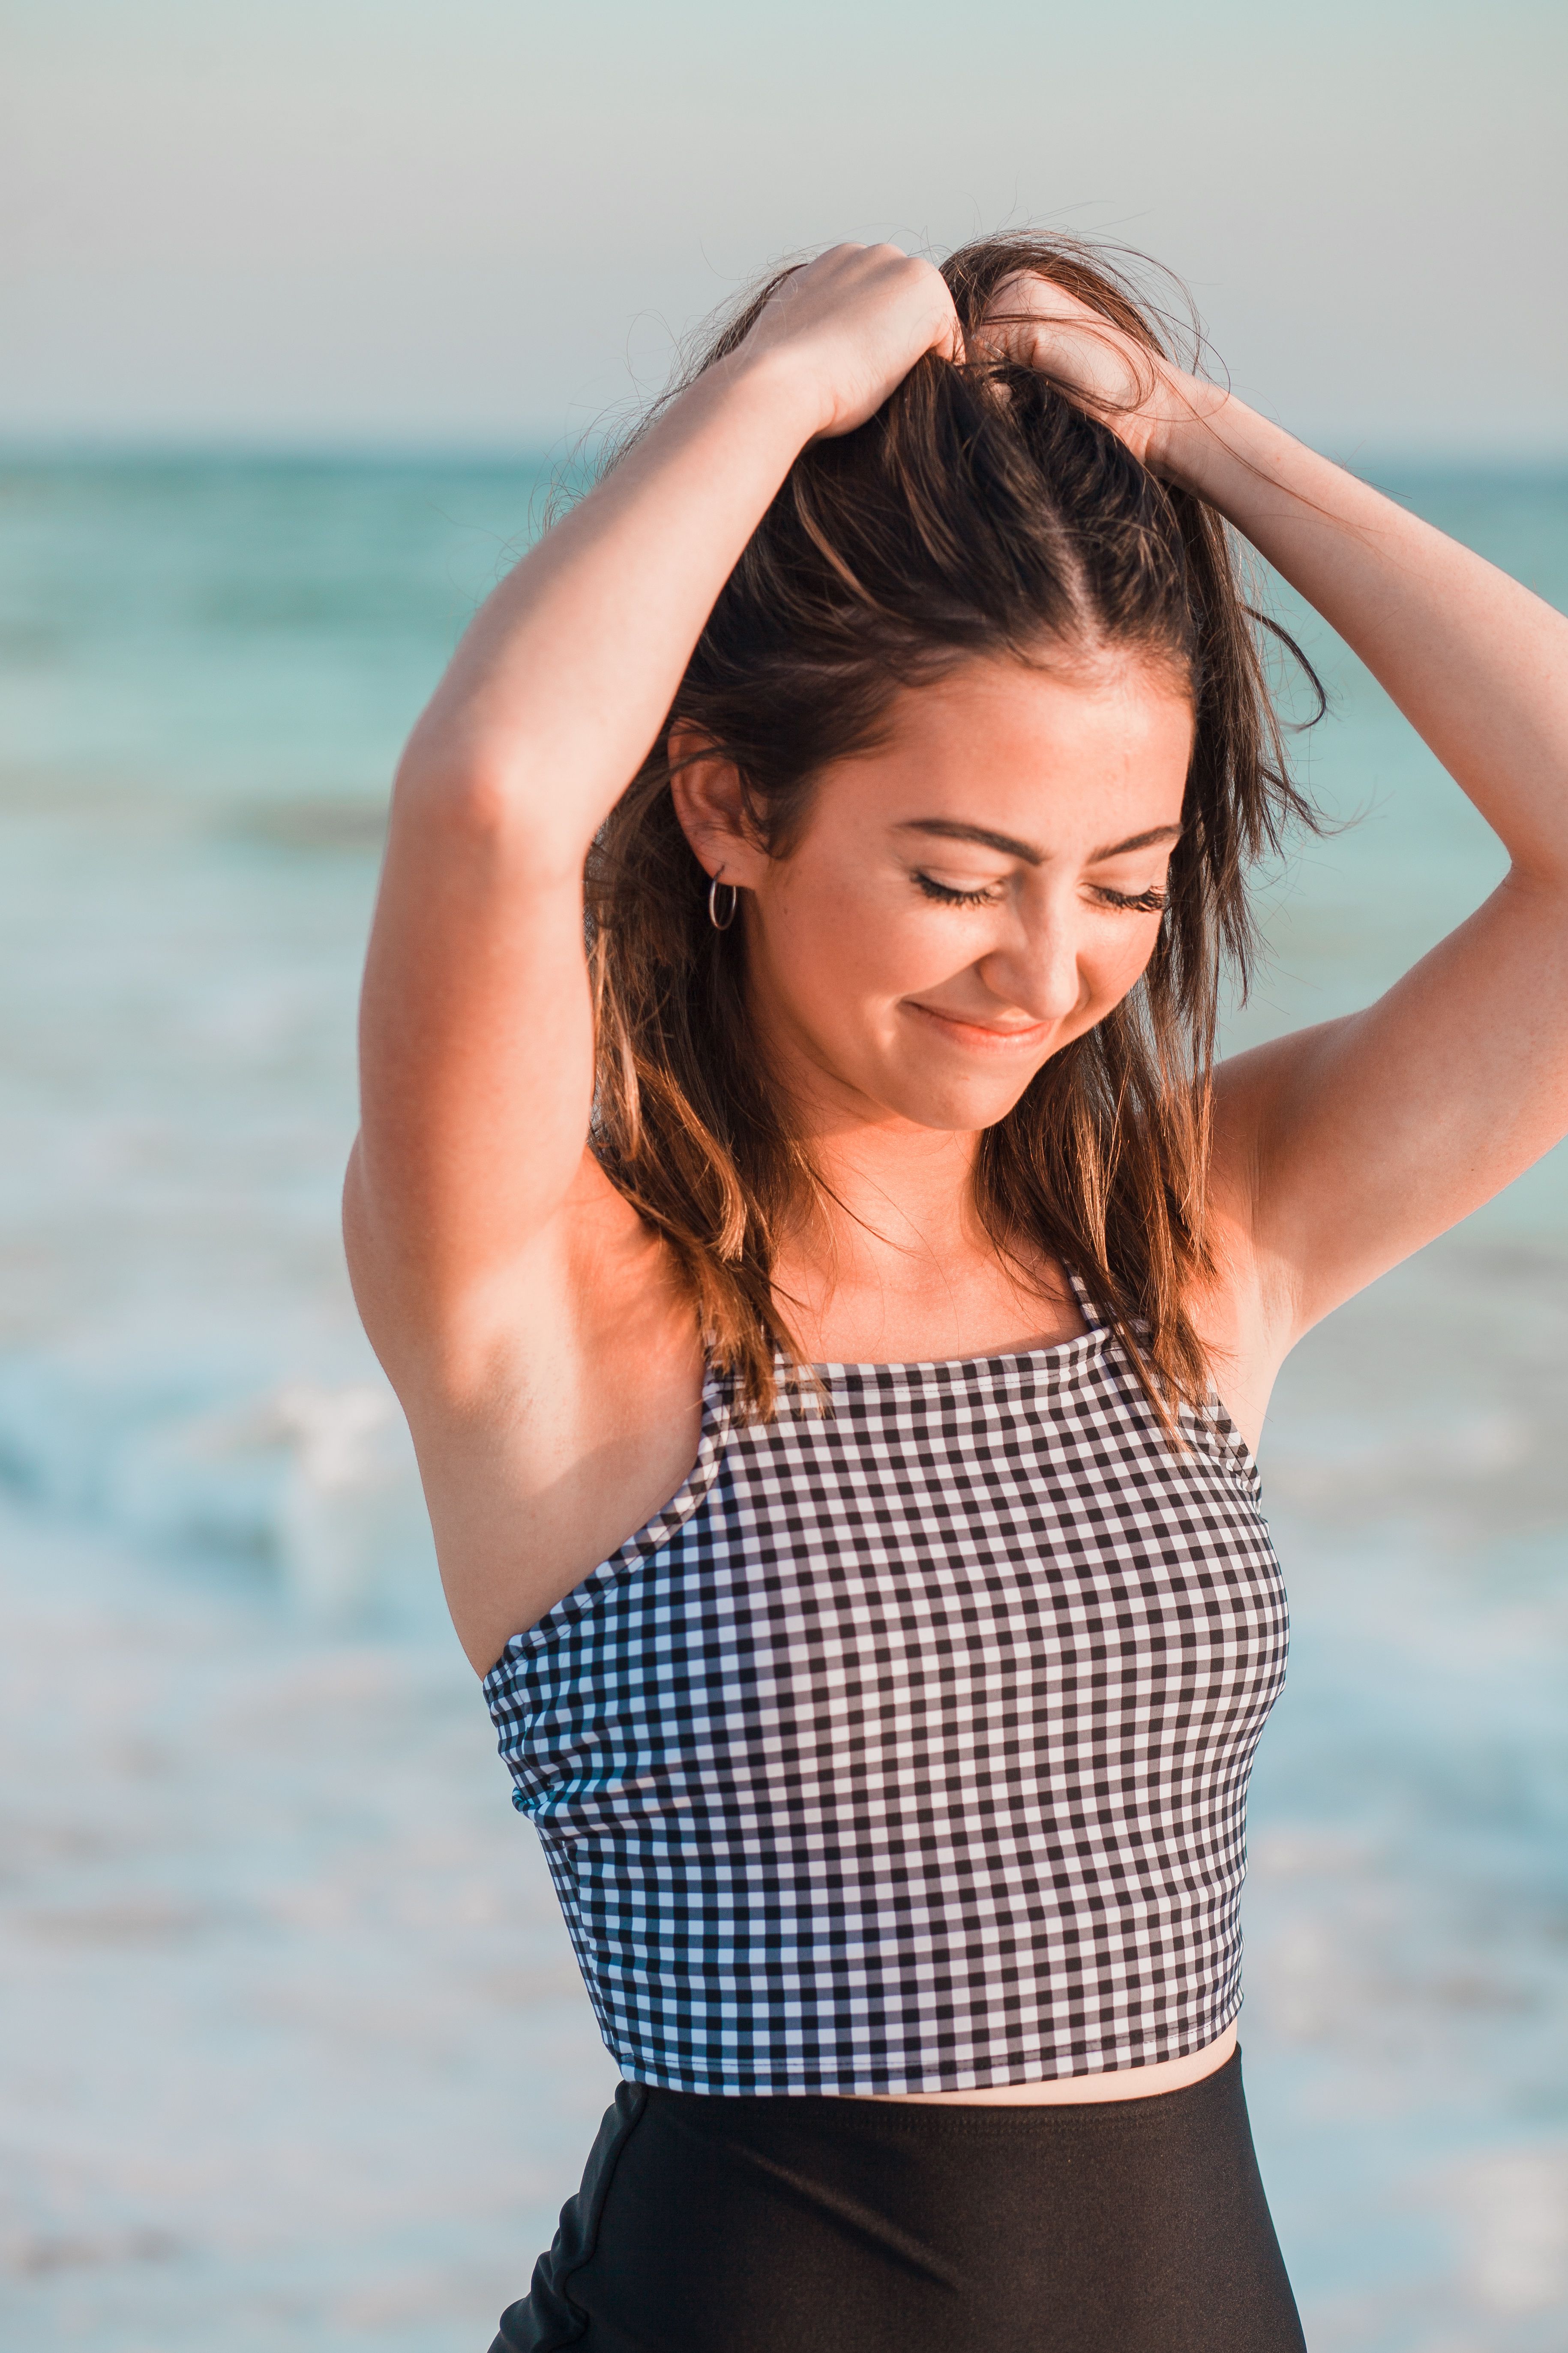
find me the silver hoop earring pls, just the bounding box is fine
[708,875,739,931]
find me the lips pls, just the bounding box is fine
[905,1001,1056,1050]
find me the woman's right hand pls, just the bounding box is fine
[734,243,964,440]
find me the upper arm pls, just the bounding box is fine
[338,361,828,1395]
[1212,867,1568,1352]
[345,759,608,1386]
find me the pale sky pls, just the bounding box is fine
[3,0,1565,456]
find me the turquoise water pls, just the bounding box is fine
[0,453,1565,2350]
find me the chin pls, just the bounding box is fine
[879,1063,1045,1135]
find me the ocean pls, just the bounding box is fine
[1,452,1564,2352]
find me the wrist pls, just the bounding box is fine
[1144,373,1235,485]
[717,341,836,448]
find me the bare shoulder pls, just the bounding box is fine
[350,1146,706,1675]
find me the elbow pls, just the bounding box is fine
[389,742,590,886]
[392,732,521,833]
[1501,855,1568,909]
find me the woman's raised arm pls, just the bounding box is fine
[1170,398,1568,1346]
[983,276,1568,1371]
[345,246,960,1393]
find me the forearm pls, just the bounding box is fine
[1160,393,1568,879]
[396,351,821,856]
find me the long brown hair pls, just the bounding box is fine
[585,233,1319,1417]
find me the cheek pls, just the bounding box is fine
[761,863,940,1011]
[1082,925,1162,1021]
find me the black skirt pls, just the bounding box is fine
[492,2050,1305,2352]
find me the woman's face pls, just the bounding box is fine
[680,651,1194,1140]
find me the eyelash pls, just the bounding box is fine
[915,873,1000,908]
[1100,885,1169,915]
[914,873,1168,915]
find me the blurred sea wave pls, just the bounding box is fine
[0,453,1565,2350]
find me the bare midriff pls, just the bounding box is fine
[858,2020,1237,2105]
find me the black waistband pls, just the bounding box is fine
[641,2046,1246,2137]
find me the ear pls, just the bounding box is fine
[667,723,772,891]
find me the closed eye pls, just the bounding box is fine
[914,872,1004,908]
[1094,884,1168,914]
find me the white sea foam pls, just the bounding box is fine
[0,1347,439,1632]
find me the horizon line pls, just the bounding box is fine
[1,432,1566,478]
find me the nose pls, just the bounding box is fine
[977,909,1085,1025]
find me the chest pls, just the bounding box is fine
[682,1413,1277,1711]
[495,1360,1290,1804]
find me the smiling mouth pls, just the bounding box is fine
[905,1001,1057,1050]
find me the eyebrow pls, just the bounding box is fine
[895,818,1182,864]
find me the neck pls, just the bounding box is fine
[750,995,1073,1366]
[770,1107,1070,1368]
[802,1115,981,1261]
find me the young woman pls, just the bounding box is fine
[345,236,1568,2351]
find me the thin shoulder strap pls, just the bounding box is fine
[1063,1265,1105,1331]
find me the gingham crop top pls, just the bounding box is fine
[483,1277,1289,2096]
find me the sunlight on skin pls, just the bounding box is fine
[354,234,1568,1737]
[671,650,1193,1306]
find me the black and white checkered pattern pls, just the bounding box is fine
[484,1280,1289,2095]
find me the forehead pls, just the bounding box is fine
[833,653,1193,845]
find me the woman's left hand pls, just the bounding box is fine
[973,275,1216,471]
